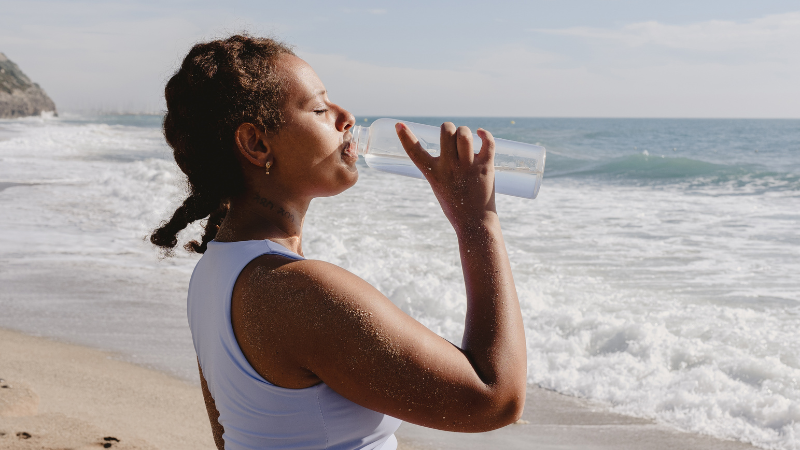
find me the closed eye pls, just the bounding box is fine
[314,109,328,115]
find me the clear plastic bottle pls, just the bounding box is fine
[352,118,546,199]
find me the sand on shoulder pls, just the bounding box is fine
[0,327,215,450]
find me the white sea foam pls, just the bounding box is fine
[0,116,798,449]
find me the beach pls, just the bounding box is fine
[1,115,798,449]
[0,328,210,450]
[1,327,760,450]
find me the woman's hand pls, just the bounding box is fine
[395,122,497,234]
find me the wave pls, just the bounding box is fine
[3,115,800,450]
[545,152,800,192]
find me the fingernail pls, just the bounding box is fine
[395,123,405,131]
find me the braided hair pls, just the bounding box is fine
[150,35,294,255]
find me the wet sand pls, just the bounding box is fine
[0,182,27,193]
[396,387,759,450]
[0,327,758,450]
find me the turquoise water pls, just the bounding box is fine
[0,114,798,449]
[393,117,800,183]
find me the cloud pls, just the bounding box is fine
[300,47,570,117]
[4,3,797,117]
[341,7,387,15]
[0,15,201,112]
[0,2,278,112]
[300,37,800,119]
[535,11,800,58]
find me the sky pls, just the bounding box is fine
[1,0,799,118]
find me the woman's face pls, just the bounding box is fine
[266,54,358,198]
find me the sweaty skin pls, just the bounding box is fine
[201,53,527,448]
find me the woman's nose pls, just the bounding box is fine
[336,105,355,132]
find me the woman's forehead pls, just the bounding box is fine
[278,54,326,105]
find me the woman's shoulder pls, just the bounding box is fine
[230,253,384,389]
[236,253,378,317]
[241,252,353,288]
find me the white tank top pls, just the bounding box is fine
[188,239,402,450]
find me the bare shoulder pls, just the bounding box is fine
[230,254,410,387]
[235,254,394,320]
[234,254,418,347]
[229,254,349,389]
[231,254,518,431]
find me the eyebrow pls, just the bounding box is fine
[301,89,327,106]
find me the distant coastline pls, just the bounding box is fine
[0,52,57,118]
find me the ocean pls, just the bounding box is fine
[0,114,798,449]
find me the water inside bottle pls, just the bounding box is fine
[363,153,543,199]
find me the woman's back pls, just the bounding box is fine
[189,239,401,450]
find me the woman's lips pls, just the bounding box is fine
[341,139,357,164]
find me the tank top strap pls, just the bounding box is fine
[262,239,305,260]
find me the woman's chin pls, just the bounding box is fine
[339,167,359,190]
[314,168,358,198]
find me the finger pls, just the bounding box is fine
[395,123,435,174]
[439,122,458,163]
[475,128,496,165]
[456,126,474,165]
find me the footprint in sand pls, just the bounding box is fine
[0,379,39,417]
[0,380,145,449]
[103,436,121,448]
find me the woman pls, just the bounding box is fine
[151,35,527,450]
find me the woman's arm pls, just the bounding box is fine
[198,361,225,450]
[232,123,527,432]
[412,124,528,415]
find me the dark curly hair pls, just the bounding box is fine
[150,35,295,255]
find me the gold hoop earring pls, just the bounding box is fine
[265,161,272,175]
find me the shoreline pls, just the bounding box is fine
[0,327,759,450]
[397,387,759,450]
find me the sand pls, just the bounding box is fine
[0,327,759,450]
[0,328,212,450]
[396,388,759,450]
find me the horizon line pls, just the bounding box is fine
[46,110,800,121]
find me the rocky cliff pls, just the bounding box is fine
[0,52,57,118]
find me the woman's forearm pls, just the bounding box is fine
[457,214,527,417]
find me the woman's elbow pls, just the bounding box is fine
[491,391,526,429]
[466,388,526,432]
[500,392,526,425]
[417,383,527,432]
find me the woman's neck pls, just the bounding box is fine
[215,190,308,256]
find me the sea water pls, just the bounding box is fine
[0,114,798,449]
[364,153,544,199]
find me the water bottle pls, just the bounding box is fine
[352,119,546,199]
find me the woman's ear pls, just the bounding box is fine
[235,123,272,168]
